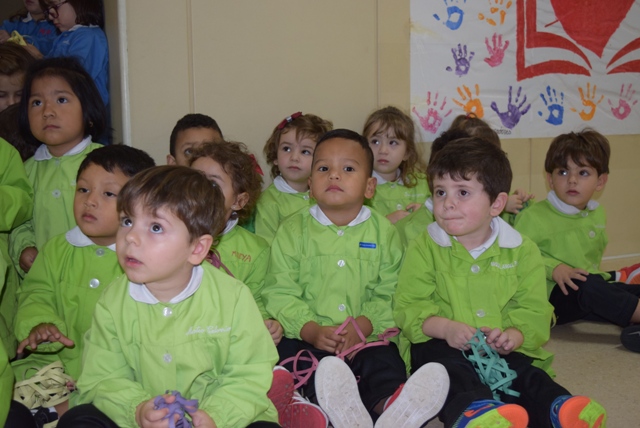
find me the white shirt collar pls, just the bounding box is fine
[309,204,371,227]
[220,218,238,235]
[33,136,92,160]
[22,13,33,23]
[67,24,96,32]
[427,217,522,254]
[424,197,434,213]
[128,265,203,305]
[273,175,307,194]
[65,226,116,251]
[372,169,403,185]
[547,190,599,215]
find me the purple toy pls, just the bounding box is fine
[153,391,199,428]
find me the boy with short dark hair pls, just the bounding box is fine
[263,129,449,428]
[63,166,279,428]
[514,129,640,353]
[394,138,606,428]
[167,113,223,166]
[12,145,155,418]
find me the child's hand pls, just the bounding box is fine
[335,317,372,359]
[480,326,523,355]
[19,246,38,273]
[190,409,217,428]
[17,323,74,353]
[136,395,176,428]
[505,189,534,214]
[406,203,422,213]
[0,30,10,43]
[552,264,588,295]
[386,210,411,224]
[264,319,283,345]
[300,322,344,353]
[444,321,477,351]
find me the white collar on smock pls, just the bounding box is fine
[273,175,306,194]
[33,136,92,160]
[310,204,371,227]
[372,169,403,186]
[65,226,116,251]
[220,217,238,236]
[129,265,203,305]
[547,190,599,215]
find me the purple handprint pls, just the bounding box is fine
[491,86,531,129]
[484,33,509,67]
[608,83,637,120]
[446,44,474,77]
[413,92,453,134]
[538,86,564,126]
[433,0,467,31]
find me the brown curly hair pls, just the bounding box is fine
[263,113,333,179]
[189,141,263,223]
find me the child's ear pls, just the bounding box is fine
[364,176,377,199]
[546,172,553,189]
[596,173,608,191]
[188,234,214,265]
[490,192,508,217]
[232,192,250,211]
[166,154,177,165]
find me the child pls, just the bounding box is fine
[9,56,106,275]
[189,141,283,344]
[256,112,332,243]
[263,129,449,428]
[0,139,33,359]
[167,113,223,166]
[362,106,430,224]
[394,138,606,428]
[514,129,640,353]
[60,165,279,428]
[0,43,35,114]
[0,0,56,56]
[11,145,154,420]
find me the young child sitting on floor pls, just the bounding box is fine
[394,137,606,428]
[62,166,279,428]
[514,129,640,353]
[255,112,332,243]
[263,129,449,428]
[12,145,154,420]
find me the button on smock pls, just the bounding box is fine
[163,307,173,317]
[337,260,345,267]
[89,279,100,288]
[581,211,588,218]
[476,309,486,318]
[52,190,61,198]
[471,265,480,274]
[396,203,403,210]
[337,230,344,236]
[588,231,596,238]
[163,353,172,363]
[95,248,105,257]
[338,304,346,312]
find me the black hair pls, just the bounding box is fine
[428,129,471,165]
[19,57,108,146]
[315,128,374,176]
[38,0,104,27]
[545,129,610,175]
[169,113,223,156]
[0,104,39,161]
[77,145,156,180]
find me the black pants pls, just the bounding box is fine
[57,404,281,428]
[4,401,37,428]
[277,337,407,417]
[550,274,640,326]
[411,339,570,428]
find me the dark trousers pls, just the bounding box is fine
[277,337,407,417]
[57,404,281,428]
[550,274,640,326]
[411,339,570,428]
[4,401,37,428]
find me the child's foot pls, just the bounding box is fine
[268,366,295,416]
[375,362,449,428]
[620,324,640,353]
[550,395,606,428]
[280,393,328,428]
[315,356,373,428]
[617,262,640,284]
[452,399,528,428]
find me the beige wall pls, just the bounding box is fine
[108,0,638,266]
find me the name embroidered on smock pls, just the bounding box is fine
[186,325,231,336]
[231,251,252,262]
[359,242,377,249]
[490,261,519,270]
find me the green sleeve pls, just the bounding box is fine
[0,141,33,233]
[0,342,12,427]
[199,286,278,426]
[514,207,563,283]
[244,243,270,320]
[254,189,280,244]
[8,221,35,277]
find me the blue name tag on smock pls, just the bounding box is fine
[359,242,377,249]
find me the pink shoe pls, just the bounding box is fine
[619,263,640,284]
[268,366,295,415]
[279,393,328,428]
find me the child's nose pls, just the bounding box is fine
[42,101,55,117]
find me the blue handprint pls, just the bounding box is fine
[491,86,531,129]
[538,86,564,126]
[446,44,474,77]
[433,0,466,31]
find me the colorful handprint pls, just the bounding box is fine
[446,44,475,77]
[413,92,453,134]
[478,0,512,26]
[484,33,509,67]
[491,86,531,129]
[538,86,564,126]
[570,82,603,121]
[453,84,484,118]
[433,0,467,31]
[608,83,637,120]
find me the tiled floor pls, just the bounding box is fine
[425,321,638,427]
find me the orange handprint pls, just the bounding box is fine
[570,82,604,121]
[453,84,484,118]
[478,0,512,26]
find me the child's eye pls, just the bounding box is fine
[435,190,445,197]
[318,166,328,172]
[183,149,192,156]
[302,149,312,156]
[77,187,89,193]
[150,224,163,234]
[120,217,132,227]
[390,140,398,145]
[57,97,68,104]
[104,191,117,198]
[369,139,380,146]
[281,146,291,152]
[344,166,355,172]
[557,169,567,176]
[579,170,590,176]
[30,99,42,107]
[459,190,469,196]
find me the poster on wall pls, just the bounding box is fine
[410,0,640,141]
